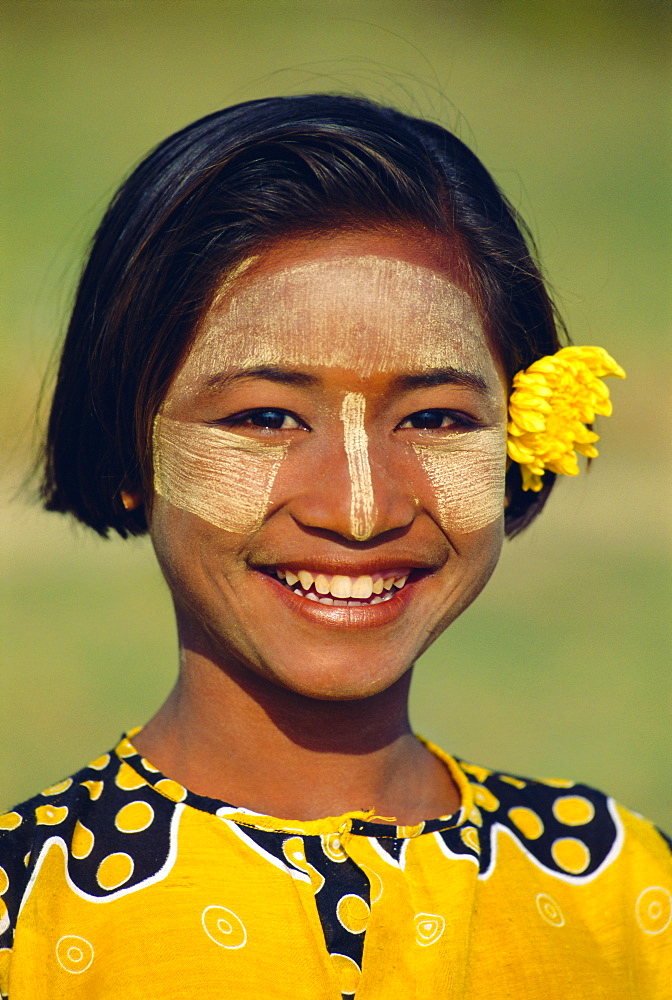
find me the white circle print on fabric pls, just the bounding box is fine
[536,893,565,927]
[635,887,672,935]
[56,935,95,974]
[414,912,446,946]
[202,905,248,949]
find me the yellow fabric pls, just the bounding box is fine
[1,734,670,998]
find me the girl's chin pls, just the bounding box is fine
[260,659,411,702]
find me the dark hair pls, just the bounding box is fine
[41,93,564,539]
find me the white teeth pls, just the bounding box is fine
[274,567,411,605]
[351,575,373,599]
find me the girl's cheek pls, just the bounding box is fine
[152,414,288,533]
[412,428,507,534]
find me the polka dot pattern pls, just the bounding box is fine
[88,754,110,771]
[155,778,188,802]
[239,822,373,986]
[115,763,146,792]
[40,779,72,796]
[552,796,595,827]
[0,731,653,995]
[35,805,68,826]
[468,805,483,827]
[0,737,180,912]
[431,759,619,882]
[71,821,94,860]
[0,813,22,832]
[500,775,526,789]
[96,852,134,890]
[551,838,590,875]
[509,807,544,840]
[81,780,103,801]
[471,785,500,812]
[0,863,9,937]
[115,801,154,834]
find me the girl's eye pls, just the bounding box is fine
[399,409,476,431]
[221,408,305,431]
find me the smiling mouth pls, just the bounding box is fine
[269,568,411,606]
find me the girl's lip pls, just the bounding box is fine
[257,568,421,629]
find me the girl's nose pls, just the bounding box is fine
[341,393,375,540]
[285,393,416,542]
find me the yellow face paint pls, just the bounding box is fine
[412,426,507,534]
[153,415,288,533]
[340,393,375,541]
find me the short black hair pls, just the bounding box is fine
[41,93,564,538]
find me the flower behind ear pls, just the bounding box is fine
[507,346,626,492]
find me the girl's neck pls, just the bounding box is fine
[132,647,460,824]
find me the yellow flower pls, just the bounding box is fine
[507,346,625,491]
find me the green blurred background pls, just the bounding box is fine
[1,1,670,828]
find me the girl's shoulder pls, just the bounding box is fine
[446,750,672,883]
[0,743,130,953]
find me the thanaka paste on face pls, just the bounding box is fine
[155,255,507,535]
[340,393,375,540]
[153,415,288,533]
[412,428,507,534]
[167,257,495,390]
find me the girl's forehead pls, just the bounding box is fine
[170,255,501,396]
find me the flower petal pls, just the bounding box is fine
[507,345,624,490]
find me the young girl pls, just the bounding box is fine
[1,95,669,998]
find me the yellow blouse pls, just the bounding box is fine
[0,732,670,998]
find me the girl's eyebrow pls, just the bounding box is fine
[197,366,319,397]
[392,367,490,394]
[194,365,491,399]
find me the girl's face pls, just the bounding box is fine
[149,229,508,700]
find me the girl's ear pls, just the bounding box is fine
[120,490,144,511]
